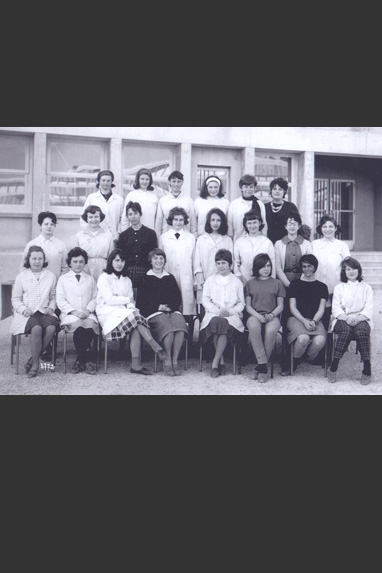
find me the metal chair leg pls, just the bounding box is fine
[16,335,21,375]
[199,345,203,372]
[104,338,108,375]
[63,331,68,374]
[185,337,189,371]
[10,335,15,366]
[290,341,295,377]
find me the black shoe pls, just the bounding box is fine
[131,368,153,376]
[71,361,84,375]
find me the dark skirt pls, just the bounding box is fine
[25,311,59,334]
[126,265,150,290]
[200,317,243,346]
[149,313,189,342]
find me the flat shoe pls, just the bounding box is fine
[25,357,33,374]
[328,370,337,384]
[361,374,372,386]
[219,365,226,376]
[164,365,175,377]
[28,369,38,379]
[211,368,220,379]
[173,364,182,377]
[157,350,166,363]
[258,373,269,384]
[131,368,153,376]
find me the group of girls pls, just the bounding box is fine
[11,168,374,385]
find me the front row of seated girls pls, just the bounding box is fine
[11,244,374,385]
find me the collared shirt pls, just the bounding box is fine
[21,235,69,280]
[155,193,197,237]
[283,235,304,274]
[120,190,159,232]
[12,269,57,315]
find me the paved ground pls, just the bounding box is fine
[1,294,381,395]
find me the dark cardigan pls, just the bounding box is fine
[138,273,183,318]
[116,226,158,268]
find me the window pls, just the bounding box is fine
[48,138,108,211]
[0,135,31,210]
[197,167,231,198]
[255,152,293,204]
[123,143,178,199]
[315,179,355,242]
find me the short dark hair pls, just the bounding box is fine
[126,201,143,217]
[200,176,224,199]
[341,257,363,283]
[168,171,184,182]
[205,209,229,236]
[24,246,48,269]
[215,249,233,266]
[105,249,129,276]
[270,178,289,196]
[239,175,258,189]
[252,254,273,279]
[167,207,190,227]
[81,205,106,223]
[38,212,57,226]
[67,247,89,267]
[148,248,167,266]
[300,254,319,272]
[243,210,265,233]
[134,169,155,191]
[316,215,342,238]
[283,211,302,228]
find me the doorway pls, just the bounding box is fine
[315,179,355,250]
[192,147,242,201]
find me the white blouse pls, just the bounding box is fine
[312,239,351,296]
[194,197,230,237]
[76,228,114,283]
[80,191,125,241]
[21,235,69,280]
[201,273,245,333]
[121,190,159,232]
[331,281,374,331]
[155,193,197,237]
[234,235,276,284]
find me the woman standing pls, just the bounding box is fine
[138,249,189,377]
[80,171,124,241]
[159,207,196,318]
[21,212,69,280]
[275,213,313,289]
[282,255,329,376]
[228,175,268,242]
[121,169,159,232]
[194,176,230,237]
[265,178,300,245]
[313,215,351,328]
[194,209,233,304]
[234,211,275,285]
[76,206,114,283]
[11,246,59,379]
[96,250,166,375]
[116,202,158,291]
[200,250,245,378]
[155,171,197,237]
[329,258,374,385]
[57,247,100,375]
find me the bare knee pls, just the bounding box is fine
[297,335,311,347]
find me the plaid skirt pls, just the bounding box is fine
[106,309,149,342]
[126,265,150,290]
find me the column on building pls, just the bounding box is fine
[297,151,315,231]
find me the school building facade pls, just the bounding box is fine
[1,126,382,317]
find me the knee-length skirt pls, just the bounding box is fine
[106,309,149,342]
[25,311,59,334]
[200,317,243,346]
[149,312,189,343]
[287,317,327,345]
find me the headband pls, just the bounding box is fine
[97,170,115,181]
[206,177,222,187]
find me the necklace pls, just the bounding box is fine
[271,201,284,213]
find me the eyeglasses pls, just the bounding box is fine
[287,221,299,226]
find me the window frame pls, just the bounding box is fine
[47,136,109,216]
[254,150,298,205]
[0,134,32,213]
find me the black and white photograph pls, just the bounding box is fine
[0,127,380,395]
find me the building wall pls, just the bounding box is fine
[1,127,381,316]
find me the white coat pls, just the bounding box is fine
[159,229,196,315]
[234,234,276,284]
[76,228,114,283]
[228,197,268,242]
[96,273,137,336]
[312,239,351,296]
[57,270,99,333]
[120,190,159,232]
[201,273,245,333]
[194,197,230,237]
[155,193,197,237]
[80,191,125,241]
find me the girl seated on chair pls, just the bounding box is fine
[200,249,245,379]
[96,249,166,376]
[245,254,286,384]
[138,249,189,378]
[329,257,374,386]
[282,255,329,376]
[11,246,59,379]
[56,247,100,376]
